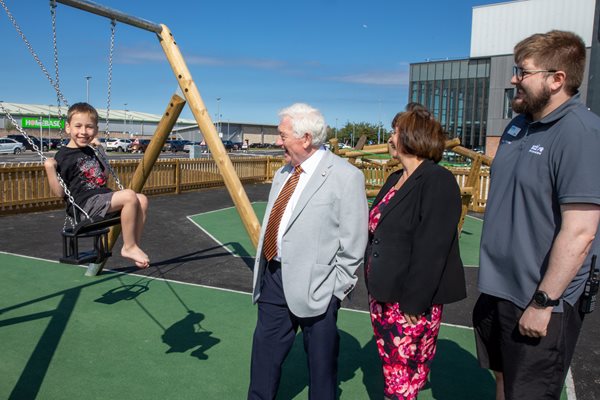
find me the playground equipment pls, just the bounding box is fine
[330,137,492,233]
[1,0,261,274]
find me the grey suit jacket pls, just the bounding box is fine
[252,150,368,318]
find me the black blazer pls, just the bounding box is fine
[366,159,466,315]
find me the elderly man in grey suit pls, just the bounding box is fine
[248,103,368,400]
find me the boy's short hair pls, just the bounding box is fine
[514,30,586,95]
[67,102,99,125]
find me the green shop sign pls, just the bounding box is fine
[22,117,65,130]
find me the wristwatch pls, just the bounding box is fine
[532,290,560,307]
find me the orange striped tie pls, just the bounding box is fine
[263,165,303,261]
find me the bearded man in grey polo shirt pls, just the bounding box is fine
[473,30,600,400]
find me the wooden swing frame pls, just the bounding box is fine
[54,0,261,274]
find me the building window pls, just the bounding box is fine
[503,88,514,119]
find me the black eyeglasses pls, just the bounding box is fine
[512,66,557,81]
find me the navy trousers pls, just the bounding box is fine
[248,260,341,400]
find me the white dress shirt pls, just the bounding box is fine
[273,147,326,261]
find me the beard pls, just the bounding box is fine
[511,84,552,116]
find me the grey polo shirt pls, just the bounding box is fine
[478,94,600,311]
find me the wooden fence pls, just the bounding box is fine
[0,156,487,215]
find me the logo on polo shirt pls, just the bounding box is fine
[528,144,544,155]
[507,125,521,137]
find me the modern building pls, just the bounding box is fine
[409,0,596,156]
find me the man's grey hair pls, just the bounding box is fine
[278,103,327,147]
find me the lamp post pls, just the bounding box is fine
[335,118,338,139]
[123,103,128,134]
[377,99,382,144]
[216,97,221,135]
[48,105,52,142]
[39,115,43,161]
[85,76,92,103]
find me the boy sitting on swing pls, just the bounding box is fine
[45,102,150,268]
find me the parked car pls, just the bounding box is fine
[106,138,132,152]
[49,138,63,150]
[7,135,49,152]
[0,137,24,154]
[221,140,237,152]
[95,137,109,149]
[131,139,152,153]
[163,140,188,153]
[183,141,202,153]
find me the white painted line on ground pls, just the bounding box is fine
[186,215,242,259]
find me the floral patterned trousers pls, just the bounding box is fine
[369,296,443,400]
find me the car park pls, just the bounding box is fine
[0,137,24,154]
[7,135,49,152]
[105,138,132,152]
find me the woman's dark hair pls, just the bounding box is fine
[391,106,446,163]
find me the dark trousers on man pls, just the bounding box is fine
[248,260,341,400]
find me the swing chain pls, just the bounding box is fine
[0,0,69,107]
[50,0,65,138]
[101,19,124,191]
[0,103,90,223]
[105,19,116,137]
[94,145,124,190]
[0,103,47,161]
[50,0,62,109]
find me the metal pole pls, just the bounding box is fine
[48,105,52,141]
[335,117,338,139]
[39,115,43,161]
[587,0,600,114]
[85,76,91,102]
[55,0,162,33]
[217,97,221,136]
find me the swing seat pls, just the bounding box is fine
[71,213,121,236]
[59,212,121,265]
[60,225,113,265]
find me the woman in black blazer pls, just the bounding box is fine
[365,106,466,400]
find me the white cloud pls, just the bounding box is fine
[117,48,286,69]
[329,70,409,86]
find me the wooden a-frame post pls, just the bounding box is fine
[157,25,260,247]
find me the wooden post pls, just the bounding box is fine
[464,155,483,212]
[158,24,260,248]
[329,138,339,154]
[175,159,181,195]
[103,95,187,270]
[458,187,473,234]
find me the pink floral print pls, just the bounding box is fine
[369,296,443,400]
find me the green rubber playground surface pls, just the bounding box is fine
[189,203,483,266]
[2,208,569,399]
[0,252,496,399]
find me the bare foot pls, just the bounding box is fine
[121,246,150,269]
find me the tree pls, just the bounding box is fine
[327,121,389,147]
[5,120,17,132]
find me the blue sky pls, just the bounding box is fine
[1,0,501,127]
